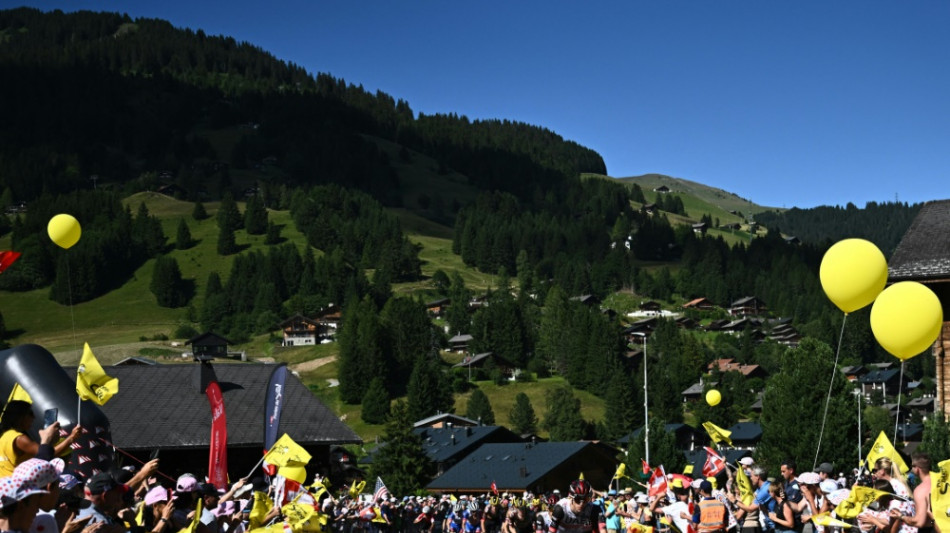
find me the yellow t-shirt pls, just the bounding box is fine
[0,428,25,477]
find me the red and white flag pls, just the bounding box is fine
[642,458,651,475]
[648,466,668,498]
[373,477,389,502]
[491,481,498,495]
[702,446,726,477]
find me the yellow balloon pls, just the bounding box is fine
[819,239,887,313]
[278,464,307,483]
[47,214,82,249]
[705,389,721,407]
[870,281,943,361]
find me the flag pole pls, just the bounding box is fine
[246,453,268,479]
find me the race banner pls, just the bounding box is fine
[264,364,288,450]
[206,381,229,490]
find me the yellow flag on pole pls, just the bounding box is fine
[348,480,365,498]
[249,491,274,530]
[931,459,950,533]
[834,485,891,519]
[702,421,733,446]
[264,433,312,468]
[811,513,852,528]
[865,431,909,474]
[734,462,754,506]
[76,343,119,405]
[7,383,33,404]
[177,500,202,533]
[612,462,626,480]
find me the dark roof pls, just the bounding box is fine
[114,357,158,366]
[65,363,360,450]
[619,423,700,444]
[426,441,616,492]
[897,423,924,441]
[277,314,321,328]
[730,296,762,307]
[858,369,901,384]
[415,425,522,463]
[453,352,506,368]
[889,200,950,281]
[186,332,234,346]
[413,413,478,428]
[727,422,762,442]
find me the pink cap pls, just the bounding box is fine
[145,486,170,506]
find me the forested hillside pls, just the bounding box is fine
[0,7,604,210]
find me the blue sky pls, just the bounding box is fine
[12,1,950,209]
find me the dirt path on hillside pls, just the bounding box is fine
[289,356,337,373]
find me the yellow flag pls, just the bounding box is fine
[811,513,852,529]
[76,343,119,405]
[264,433,312,468]
[734,462,754,506]
[7,383,33,404]
[250,491,275,530]
[628,525,654,533]
[702,421,733,446]
[281,499,315,530]
[348,480,366,498]
[866,431,909,474]
[834,485,890,519]
[579,472,585,480]
[683,465,694,475]
[178,500,202,533]
[613,462,627,480]
[135,502,145,526]
[931,459,950,533]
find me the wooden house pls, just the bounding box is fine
[277,314,326,346]
[728,296,767,317]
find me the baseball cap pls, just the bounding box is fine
[0,475,48,509]
[819,480,838,494]
[699,480,713,493]
[739,457,755,466]
[198,483,220,497]
[213,500,236,517]
[816,462,834,475]
[176,474,198,493]
[636,494,648,504]
[59,474,81,491]
[798,472,820,485]
[14,459,59,489]
[144,486,170,506]
[86,472,126,495]
[607,489,617,496]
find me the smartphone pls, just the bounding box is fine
[150,448,161,460]
[43,408,58,428]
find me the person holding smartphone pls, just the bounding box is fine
[0,401,81,476]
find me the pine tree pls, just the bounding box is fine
[244,194,268,235]
[918,411,950,461]
[192,201,208,221]
[217,224,238,255]
[368,401,434,496]
[604,365,639,440]
[216,192,243,230]
[509,392,538,435]
[445,271,471,335]
[264,221,281,245]
[407,352,454,422]
[465,388,495,425]
[176,218,193,249]
[150,255,188,307]
[361,377,390,424]
[759,337,856,470]
[542,383,585,441]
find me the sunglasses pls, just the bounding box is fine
[572,496,587,504]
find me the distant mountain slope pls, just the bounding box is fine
[615,173,776,216]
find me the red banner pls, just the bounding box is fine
[206,381,228,490]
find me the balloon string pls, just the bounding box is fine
[893,361,904,445]
[814,312,847,470]
[66,254,78,360]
